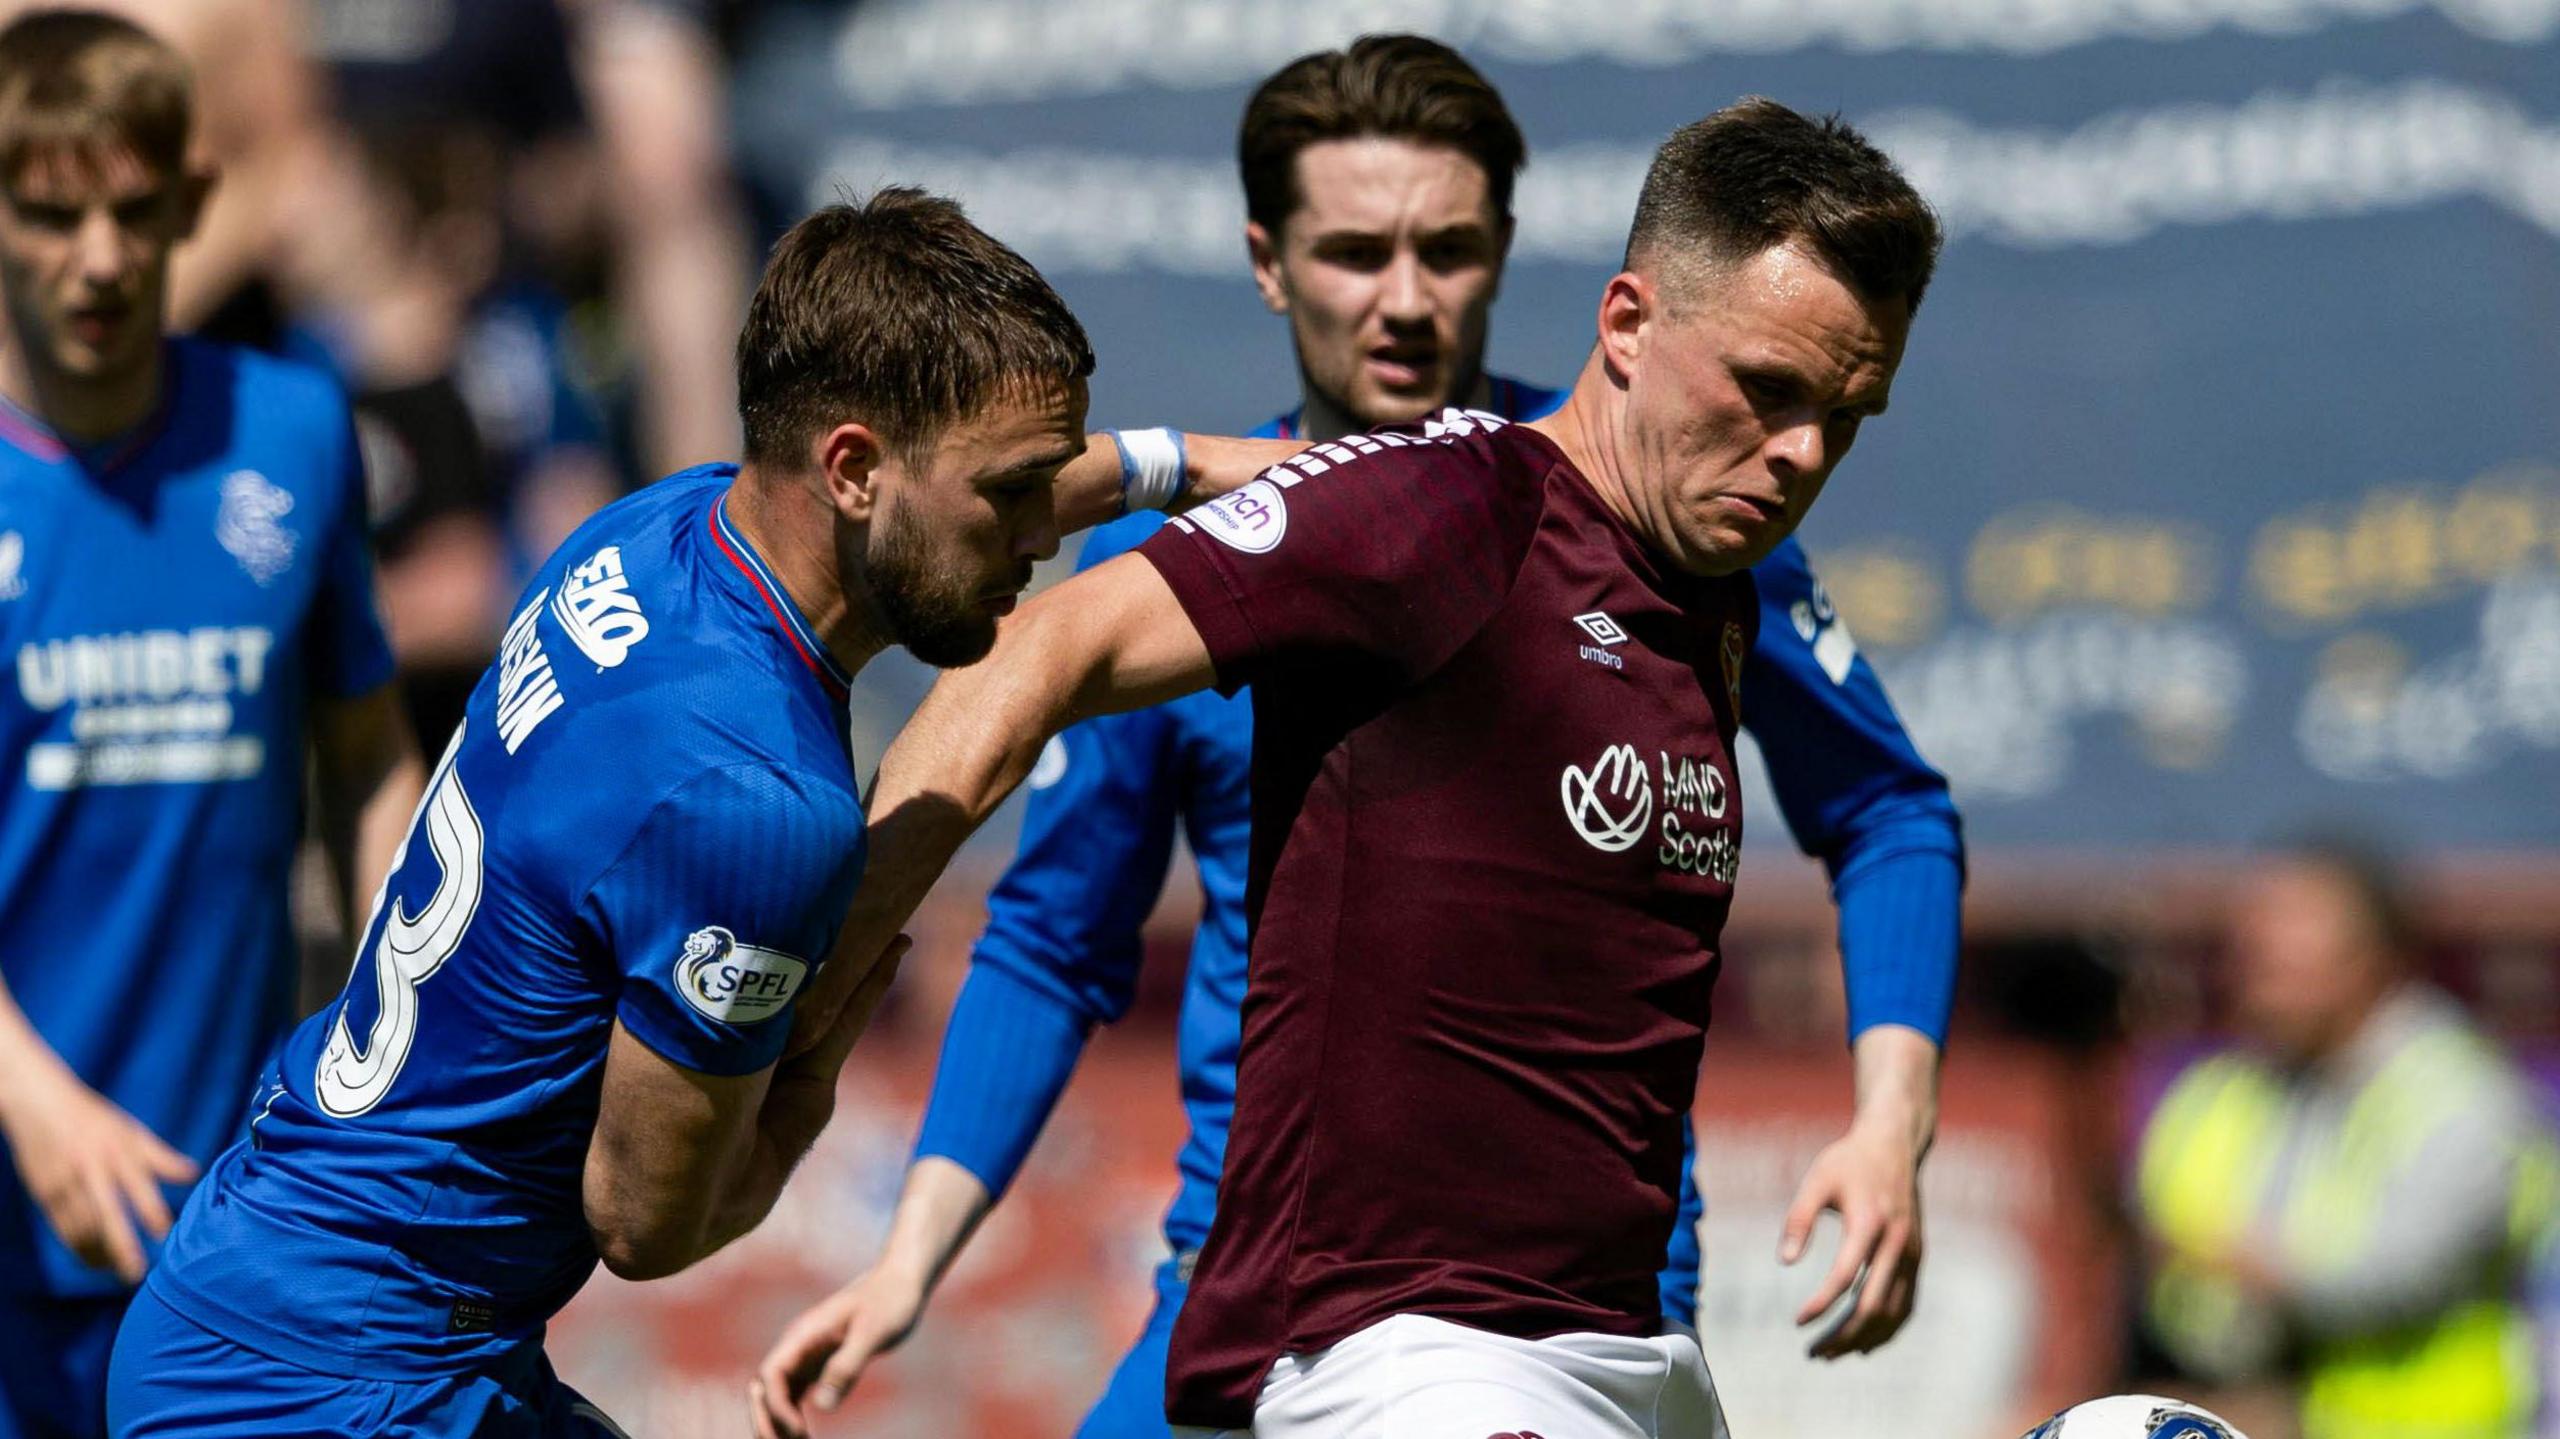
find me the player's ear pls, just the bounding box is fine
[816,422,885,523]
[174,165,216,241]
[1596,271,1650,379]
[1245,221,1288,315]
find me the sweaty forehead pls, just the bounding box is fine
[1284,137,1496,236]
[937,376,1088,470]
[1708,243,1908,390]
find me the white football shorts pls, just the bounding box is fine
[1172,1312,1732,1439]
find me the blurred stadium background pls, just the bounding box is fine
[174,0,2560,1433]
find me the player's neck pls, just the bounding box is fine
[1294,369,1492,442]
[724,466,888,682]
[0,333,163,445]
[1527,353,1643,538]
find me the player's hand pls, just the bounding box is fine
[0,1060,198,1284]
[749,1258,933,1439]
[1778,1117,1924,1359]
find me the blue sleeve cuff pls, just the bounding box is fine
[912,963,1094,1198]
[1836,840,1965,1047]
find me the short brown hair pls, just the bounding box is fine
[736,188,1095,468]
[1237,34,1525,235]
[0,9,191,184]
[1626,98,1941,314]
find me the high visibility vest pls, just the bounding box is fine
[2136,1028,2559,1439]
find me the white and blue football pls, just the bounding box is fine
[2020,1395,2249,1439]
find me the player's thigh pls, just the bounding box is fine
[1078,1279,1183,1439]
[107,1284,384,1437]
[1,1290,127,1439]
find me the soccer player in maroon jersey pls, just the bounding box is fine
[777,98,1941,1439]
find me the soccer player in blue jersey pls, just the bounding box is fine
[102,187,1122,1435]
[0,14,427,1438]
[755,35,1965,1439]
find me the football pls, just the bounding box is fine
[2019,1395,2250,1439]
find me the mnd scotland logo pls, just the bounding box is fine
[1560,742,1651,853]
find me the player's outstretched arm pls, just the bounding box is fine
[1050,430,1307,535]
[749,1156,993,1439]
[788,554,1217,1053]
[1780,1023,1940,1359]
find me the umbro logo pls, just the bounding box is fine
[1573,611,1626,670]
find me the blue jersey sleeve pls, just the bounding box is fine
[1742,538,1965,1045]
[581,761,865,1077]
[310,402,397,698]
[1661,1119,1702,1324]
[913,514,1186,1194]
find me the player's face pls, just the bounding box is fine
[1612,242,1907,577]
[0,144,199,385]
[1249,137,1507,429]
[859,378,1086,667]
[2229,861,2394,1064]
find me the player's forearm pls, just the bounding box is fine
[1846,1024,1940,1164]
[868,1157,996,1299]
[0,972,73,1122]
[1052,431,1306,535]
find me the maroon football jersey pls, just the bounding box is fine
[1136,414,1759,1428]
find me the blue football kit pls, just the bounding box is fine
[913,379,1967,1437]
[0,340,394,1439]
[108,467,867,1436]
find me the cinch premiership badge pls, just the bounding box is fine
[673,926,807,1024]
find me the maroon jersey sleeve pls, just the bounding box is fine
[1136,422,1541,697]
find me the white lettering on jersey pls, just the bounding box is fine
[673,926,808,1025]
[551,545,651,668]
[215,470,297,585]
[1790,577,1859,686]
[14,627,279,789]
[1561,741,1741,881]
[1027,733,1070,790]
[494,594,565,754]
[0,530,23,601]
[318,725,486,1116]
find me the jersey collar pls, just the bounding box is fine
[0,344,179,473]
[706,491,853,702]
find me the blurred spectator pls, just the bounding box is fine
[2132,839,2559,1439]
[306,0,753,477]
[0,0,332,339]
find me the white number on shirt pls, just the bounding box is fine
[316,724,486,1116]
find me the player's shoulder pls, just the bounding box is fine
[176,336,349,428]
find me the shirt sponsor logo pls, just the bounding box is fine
[551,545,651,668]
[1574,610,1628,670]
[1789,576,1859,686]
[1560,742,1652,852]
[15,626,277,789]
[494,593,565,754]
[1027,733,1070,790]
[1191,478,1287,555]
[1560,741,1741,881]
[673,925,808,1024]
[0,530,23,601]
[216,470,297,585]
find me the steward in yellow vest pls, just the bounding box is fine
[2134,846,2557,1439]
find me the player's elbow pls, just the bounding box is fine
[589,1211,704,1282]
